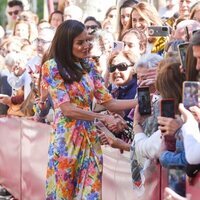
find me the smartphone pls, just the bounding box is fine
[160,98,176,151]
[112,41,124,52]
[178,42,189,71]
[160,98,175,118]
[95,120,116,139]
[183,81,200,109]
[137,87,151,115]
[168,165,186,197]
[148,26,170,37]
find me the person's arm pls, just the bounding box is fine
[133,105,165,160]
[134,129,164,160]
[98,131,131,151]
[60,101,118,124]
[102,98,137,113]
[179,103,200,164]
[181,122,200,164]
[0,95,11,106]
[107,137,131,151]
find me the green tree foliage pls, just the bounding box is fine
[0,0,7,27]
[37,0,44,20]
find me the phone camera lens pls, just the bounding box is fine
[162,27,168,31]
[148,29,154,35]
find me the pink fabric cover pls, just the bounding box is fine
[0,116,52,200]
[102,146,161,200]
[2,117,196,200]
[186,173,200,200]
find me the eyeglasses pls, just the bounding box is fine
[8,10,20,16]
[86,25,98,30]
[109,63,133,73]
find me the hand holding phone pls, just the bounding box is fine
[137,87,151,115]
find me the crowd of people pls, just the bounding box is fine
[0,0,200,199]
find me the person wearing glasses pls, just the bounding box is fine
[97,50,140,199]
[6,0,24,33]
[84,16,101,35]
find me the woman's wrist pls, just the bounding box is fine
[133,121,143,134]
[94,113,108,122]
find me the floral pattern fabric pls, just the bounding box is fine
[41,59,112,200]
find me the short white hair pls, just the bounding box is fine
[135,53,163,69]
[64,5,83,22]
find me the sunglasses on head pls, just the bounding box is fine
[109,63,133,73]
[8,10,19,16]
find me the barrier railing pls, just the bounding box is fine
[0,116,52,200]
[0,116,199,200]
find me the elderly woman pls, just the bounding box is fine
[108,50,140,122]
[100,50,139,200]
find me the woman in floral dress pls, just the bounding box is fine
[41,20,137,200]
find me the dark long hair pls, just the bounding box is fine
[118,0,138,40]
[156,61,185,113]
[185,43,198,81]
[47,19,89,84]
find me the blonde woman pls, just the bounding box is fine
[131,2,168,55]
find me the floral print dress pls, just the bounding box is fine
[42,59,112,200]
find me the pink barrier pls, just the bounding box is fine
[142,161,161,200]
[160,164,200,200]
[160,167,168,200]
[0,117,52,200]
[0,116,199,200]
[102,146,161,200]
[187,173,200,200]
[0,116,21,199]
